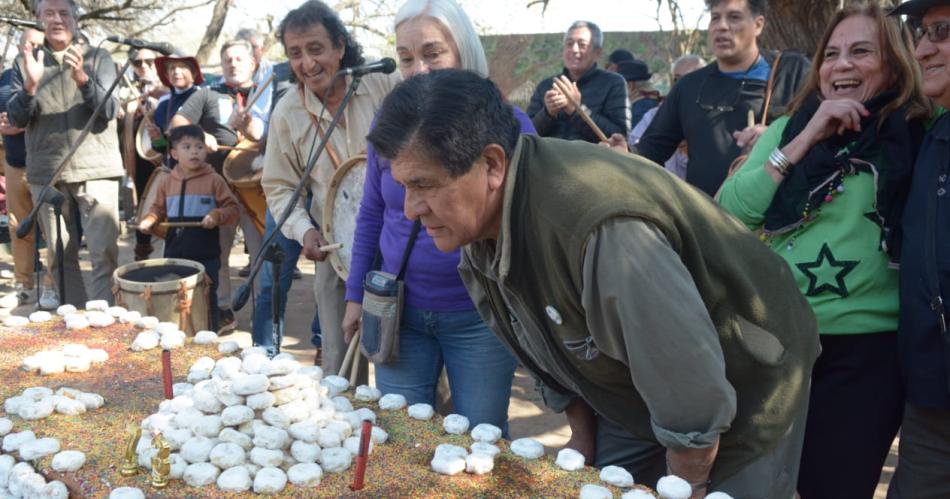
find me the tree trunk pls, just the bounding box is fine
[195,0,232,64]
[760,0,900,55]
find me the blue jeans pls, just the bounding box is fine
[374,306,518,434]
[251,209,321,356]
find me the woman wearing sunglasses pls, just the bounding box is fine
[718,4,930,497]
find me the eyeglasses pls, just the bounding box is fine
[132,58,155,68]
[695,75,764,113]
[915,21,950,45]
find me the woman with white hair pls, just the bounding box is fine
[342,0,534,433]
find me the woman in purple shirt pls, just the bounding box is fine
[342,0,533,431]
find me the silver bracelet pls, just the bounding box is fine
[768,147,792,176]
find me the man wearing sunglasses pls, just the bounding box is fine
[887,1,950,497]
[632,0,810,196]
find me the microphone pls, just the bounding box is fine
[342,58,396,77]
[0,16,41,30]
[106,36,174,56]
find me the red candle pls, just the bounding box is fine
[161,349,173,400]
[350,420,372,490]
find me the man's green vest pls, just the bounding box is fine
[462,135,820,482]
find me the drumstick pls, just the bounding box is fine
[244,72,276,111]
[349,329,362,386]
[747,109,755,129]
[552,77,608,142]
[159,221,204,228]
[319,242,343,252]
[217,145,259,152]
[339,329,360,377]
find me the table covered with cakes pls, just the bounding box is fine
[0,299,714,498]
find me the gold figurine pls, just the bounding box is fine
[120,424,141,476]
[150,433,171,488]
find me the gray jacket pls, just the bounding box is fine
[6,42,123,185]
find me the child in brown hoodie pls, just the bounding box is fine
[140,124,238,331]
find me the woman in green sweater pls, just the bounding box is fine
[717,5,929,497]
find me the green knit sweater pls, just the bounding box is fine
[718,116,899,334]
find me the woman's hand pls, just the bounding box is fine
[342,301,363,343]
[800,99,870,146]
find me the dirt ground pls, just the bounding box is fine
[0,225,897,496]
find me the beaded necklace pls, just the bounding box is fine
[761,145,859,252]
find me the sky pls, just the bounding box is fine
[152,0,710,61]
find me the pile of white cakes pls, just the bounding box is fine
[577,473,736,499]
[20,344,109,375]
[131,348,387,494]
[3,387,104,420]
[2,301,135,329]
[428,419,513,477]
[0,418,86,499]
[130,321,195,352]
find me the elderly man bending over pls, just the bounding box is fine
[369,69,820,499]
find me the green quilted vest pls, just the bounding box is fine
[464,135,820,482]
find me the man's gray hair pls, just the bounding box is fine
[394,0,489,77]
[220,39,254,57]
[672,53,705,72]
[565,20,603,49]
[235,28,262,47]
[32,0,78,18]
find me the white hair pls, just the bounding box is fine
[394,0,489,77]
[672,53,706,72]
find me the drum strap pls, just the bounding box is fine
[299,88,344,170]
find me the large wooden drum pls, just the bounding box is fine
[222,140,266,236]
[113,258,210,334]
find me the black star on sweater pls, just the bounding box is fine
[795,243,859,297]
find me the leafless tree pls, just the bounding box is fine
[1,0,216,41]
[760,0,900,55]
[194,0,233,63]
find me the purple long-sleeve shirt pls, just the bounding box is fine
[345,108,536,311]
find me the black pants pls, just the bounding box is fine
[798,332,904,499]
[134,159,156,246]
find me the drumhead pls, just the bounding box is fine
[135,119,162,164]
[323,154,367,281]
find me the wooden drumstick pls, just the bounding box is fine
[349,329,362,386]
[339,329,360,377]
[319,242,343,252]
[217,145,259,152]
[244,72,276,111]
[552,77,608,143]
[747,109,755,129]
[159,221,204,228]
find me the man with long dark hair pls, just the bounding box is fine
[261,0,398,370]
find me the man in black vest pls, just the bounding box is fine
[369,70,819,498]
[632,0,809,196]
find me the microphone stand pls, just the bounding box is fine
[17,54,136,306]
[232,73,365,355]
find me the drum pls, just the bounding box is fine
[113,258,210,334]
[135,119,162,165]
[222,140,265,236]
[323,154,367,281]
[135,167,170,239]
